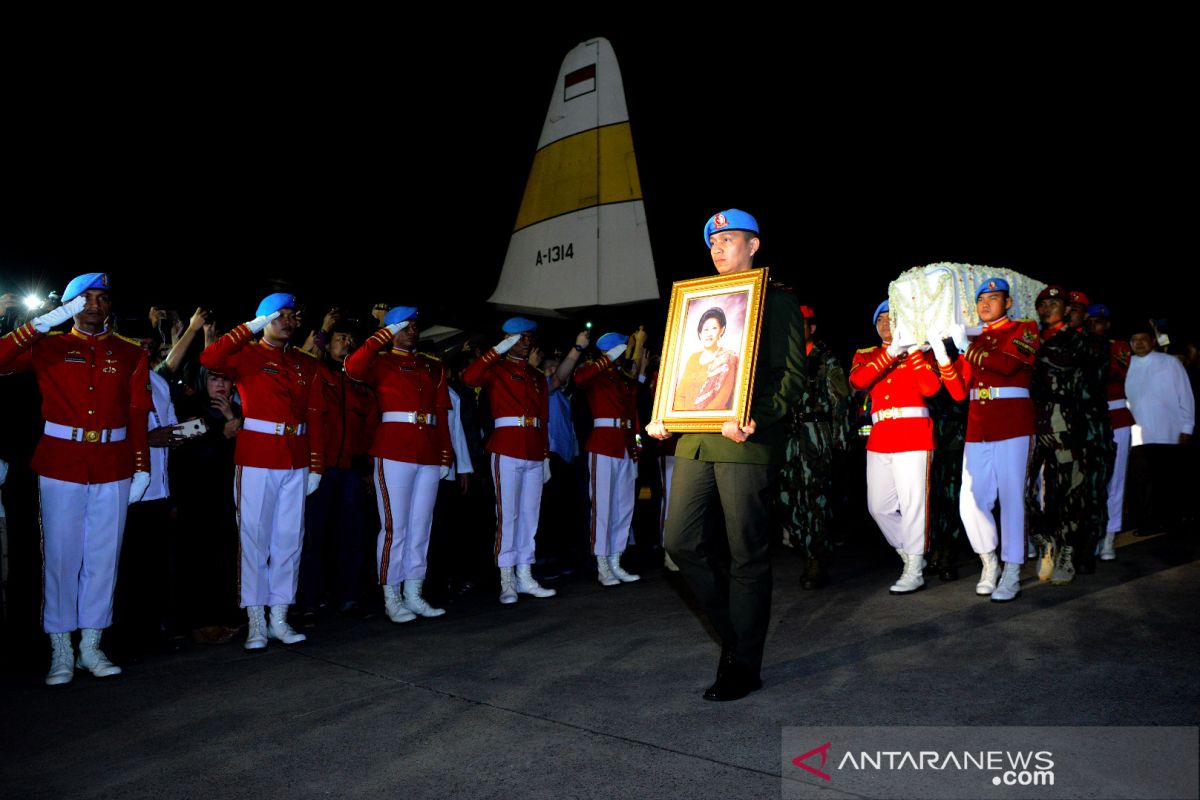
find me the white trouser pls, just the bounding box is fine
[588,452,636,557]
[373,457,440,585]
[659,455,676,546]
[866,450,930,555]
[235,466,306,607]
[491,454,542,568]
[1107,426,1132,534]
[960,435,1033,564]
[39,476,130,633]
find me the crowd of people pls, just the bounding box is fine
[1,212,1196,702]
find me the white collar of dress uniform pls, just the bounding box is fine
[505,354,528,362]
[71,326,109,338]
[259,337,287,350]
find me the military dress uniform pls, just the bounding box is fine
[461,317,555,603]
[0,273,152,683]
[663,208,807,701]
[344,307,452,620]
[574,335,642,585]
[956,281,1039,600]
[199,293,325,647]
[850,304,965,593]
[1097,307,1135,555]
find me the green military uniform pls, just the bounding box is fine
[1028,324,1112,575]
[778,340,850,567]
[666,282,806,676]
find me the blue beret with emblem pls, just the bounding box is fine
[62,272,109,303]
[873,300,889,325]
[502,317,538,335]
[703,209,759,248]
[976,277,1010,300]
[596,332,626,352]
[384,306,418,326]
[256,292,297,318]
[1087,303,1110,318]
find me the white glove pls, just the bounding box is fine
[128,471,151,504]
[306,472,322,496]
[949,323,969,354]
[494,334,521,354]
[439,465,451,480]
[246,310,281,334]
[885,341,905,358]
[929,337,950,365]
[605,343,627,361]
[31,295,86,333]
[542,458,551,484]
[0,458,8,487]
[386,320,409,335]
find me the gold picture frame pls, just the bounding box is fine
[652,267,769,432]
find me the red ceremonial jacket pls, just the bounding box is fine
[0,324,152,484]
[574,354,639,460]
[461,348,548,461]
[850,345,963,452]
[343,329,452,467]
[1106,339,1135,429]
[200,324,325,471]
[956,317,1039,442]
[313,359,378,469]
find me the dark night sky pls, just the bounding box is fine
[1,21,1192,358]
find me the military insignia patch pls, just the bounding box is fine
[713,213,728,230]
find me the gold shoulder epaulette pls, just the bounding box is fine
[419,351,441,362]
[855,346,879,354]
[114,333,143,346]
[294,348,318,360]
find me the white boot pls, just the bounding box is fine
[596,556,620,587]
[663,551,680,572]
[383,584,416,622]
[609,553,640,583]
[889,552,926,595]
[498,567,518,604]
[515,564,556,598]
[268,605,307,644]
[45,632,75,686]
[77,628,121,678]
[1099,532,1117,561]
[1050,544,1076,586]
[976,552,1000,596]
[244,605,268,651]
[991,562,1023,602]
[403,579,445,618]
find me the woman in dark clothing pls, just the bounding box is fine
[170,367,244,641]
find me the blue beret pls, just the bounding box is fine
[501,317,537,335]
[703,209,759,247]
[596,332,626,352]
[1087,303,1110,318]
[873,300,889,325]
[384,306,418,326]
[62,272,109,303]
[976,277,1010,300]
[255,292,297,318]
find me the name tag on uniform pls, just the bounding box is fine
[399,365,415,371]
[262,366,280,375]
[64,355,86,363]
[510,373,526,382]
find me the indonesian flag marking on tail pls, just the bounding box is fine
[564,64,596,101]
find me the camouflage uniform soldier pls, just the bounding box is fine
[927,384,968,581]
[1028,286,1111,585]
[779,306,851,590]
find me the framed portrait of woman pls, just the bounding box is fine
[651,267,769,432]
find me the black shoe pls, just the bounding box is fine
[801,559,828,590]
[337,602,373,621]
[1075,555,1096,575]
[703,661,763,702]
[938,556,959,582]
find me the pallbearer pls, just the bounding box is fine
[200,292,325,650]
[462,318,556,604]
[850,301,965,595]
[574,332,641,586]
[955,278,1039,602]
[1087,303,1134,560]
[345,307,451,622]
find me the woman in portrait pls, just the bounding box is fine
[674,306,740,411]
